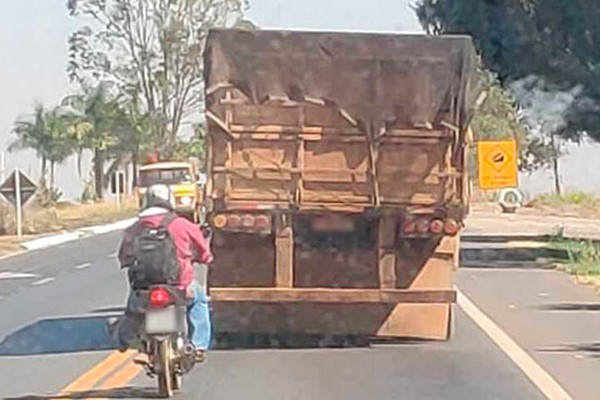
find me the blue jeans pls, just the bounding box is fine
[187,281,212,350]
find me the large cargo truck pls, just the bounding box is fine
[203,29,479,340]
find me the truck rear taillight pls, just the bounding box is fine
[241,214,255,228]
[255,215,270,229]
[212,213,271,232]
[402,220,416,234]
[430,219,444,235]
[401,218,460,237]
[227,215,242,228]
[415,219,430,234]
[444,219,459,236]
[213,214,227,228]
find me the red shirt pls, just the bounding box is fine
[118,209,213,290]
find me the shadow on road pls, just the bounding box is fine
[538,342,600,359]
[0,315,119,356]
[460,236,568,270]
[537,303,600,311]
[91,307,127,314]
[209,333,423,349]
[5,386,158,400]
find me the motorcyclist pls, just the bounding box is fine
[115,184,213,361]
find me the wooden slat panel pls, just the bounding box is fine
[231,104,301,126]
[210,288,456,303]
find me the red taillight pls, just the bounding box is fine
[255,215,270,229]
[227,214,241,228]
[241,214,255,228]
[149,288,171,308]
[430,219,444,235]
[444,219,460,236]
[416,219,430,234]
[402,219,416,234]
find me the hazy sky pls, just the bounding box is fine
[0,0,597,199]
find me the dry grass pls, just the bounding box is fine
[525,192,600,218]
[0,199,138,255]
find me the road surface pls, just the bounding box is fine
[0,230,589,399]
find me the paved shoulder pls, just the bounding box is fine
[459,262,600,400]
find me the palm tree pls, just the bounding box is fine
[11,104,76,196]
[44,108,76,189]
[10,104,51,180]
[62,86,119,200]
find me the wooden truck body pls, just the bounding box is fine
[203,30,479,340]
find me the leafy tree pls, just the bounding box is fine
[414,0,600,141]
[67,0,248,155]
[471,69,557,175]
[173,136,205,162]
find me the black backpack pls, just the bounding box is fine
[129,213,180,290]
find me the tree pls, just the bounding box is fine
[110,94,152,187]
[414,1,600,142]
[472,69,557,174]
[10,104,75,188]
[62,85,120,200]
[10,104,51,180]
[67,0,248,155]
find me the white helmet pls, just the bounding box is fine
[143,184,174,209]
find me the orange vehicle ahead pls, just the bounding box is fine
[136,161,205,222]
[203,29,479,341]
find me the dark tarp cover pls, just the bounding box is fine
[204,29,480,131]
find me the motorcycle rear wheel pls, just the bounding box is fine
[157,340,174,398]
[172,371,183,391]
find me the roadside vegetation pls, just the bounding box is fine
[548,238,600,291]
[524,192,600,218]
[3,1,257,238]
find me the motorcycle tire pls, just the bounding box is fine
[157,340,174,398]
[172,371,183,392]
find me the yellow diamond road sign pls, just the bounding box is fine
[478,140,518,190]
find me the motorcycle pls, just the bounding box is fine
[134,285,197,398]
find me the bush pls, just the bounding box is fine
[560,239,600,276]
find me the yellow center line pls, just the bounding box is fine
[100,362,144,389]
[86,360,144,400]
[51,350,136,400]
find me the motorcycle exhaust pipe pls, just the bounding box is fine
[183,343,196,356]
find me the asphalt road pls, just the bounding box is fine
[0,232,552,400]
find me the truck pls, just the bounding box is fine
[202,29,479,341]
[136,158,206,222]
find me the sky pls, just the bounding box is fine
[0,0,598,200]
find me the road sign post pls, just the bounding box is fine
[15,170,22,238]
[0,169,37,238]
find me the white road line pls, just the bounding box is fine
[75,263,92,270]
[457,288,573,400]
[31,277,55,286]
[0,272,40,280]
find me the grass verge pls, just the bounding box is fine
[549,237,600,292]
[0,199,138,256]
[526,191,600,218]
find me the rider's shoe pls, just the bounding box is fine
[195,349,207,363]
